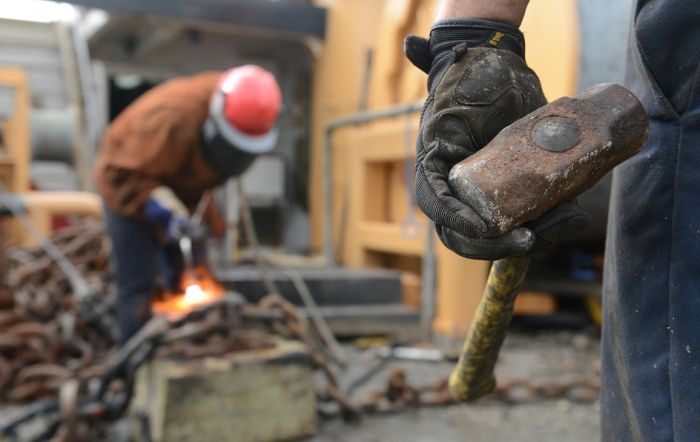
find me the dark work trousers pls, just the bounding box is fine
[601,1,700,440]
[104,206,181,343]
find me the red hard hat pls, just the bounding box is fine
[217,65,282,135]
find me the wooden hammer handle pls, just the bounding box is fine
[448,256,530,401]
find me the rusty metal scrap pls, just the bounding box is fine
[0,220,349,441]
[0,221,116,408]
[0,294,282,440]
[449,83,649,237]
[0,222,602,441]
[349,369,600,416]
[491,377,601,403]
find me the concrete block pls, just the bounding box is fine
[132,339,317,442]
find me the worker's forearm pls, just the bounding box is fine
[436,0,530,27]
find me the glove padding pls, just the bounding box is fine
[438,201,589,260]
[405,19,588,260]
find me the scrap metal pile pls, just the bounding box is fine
[0,221,601,441]
[0,221,334,440]
[0,222,117,404]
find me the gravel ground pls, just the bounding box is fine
[311,330,601,442]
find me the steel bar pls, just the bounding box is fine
[283,268,347,366]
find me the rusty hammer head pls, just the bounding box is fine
[448,83,649,237]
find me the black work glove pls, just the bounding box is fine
[405,19,588,260]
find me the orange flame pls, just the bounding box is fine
[152,267,224,316]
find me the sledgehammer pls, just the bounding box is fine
[446,83,649,401]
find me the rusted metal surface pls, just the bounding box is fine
[492,377,601,403]
[0,221,117,408]
[449,83,649,237]
[0,222,602,441]
[0,221,350,440]
[348,367,600,415]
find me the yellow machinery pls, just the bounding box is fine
[0,0,581,337]
[0,67,101,246]
[0,68,30,195]
[309,0,580,341]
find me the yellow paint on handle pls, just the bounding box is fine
[449,256,530,401]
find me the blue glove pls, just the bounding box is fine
[143,198,192,244]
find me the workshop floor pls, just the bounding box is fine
[313,329,601,442]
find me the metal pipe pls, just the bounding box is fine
[191,191,212,227]
[236,179,282,297]
[283,268,348,366]
[322,100,424,265]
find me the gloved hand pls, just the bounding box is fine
[405,19,588,260]
[142,187,193,244]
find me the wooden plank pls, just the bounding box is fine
[11,191,102,246]
[308,0,391,252]
[364,162,389,222]
[357,221,426,256]
[401,272,421,308]
[0,158,13,190]
[0,68,30,193]
[432,240,490,341]
[389,254,421,274]
[343,117,419,161]
[342,119,421,266]
[388,160,406,223]
[514,291,557,316]
[343,137,367,266]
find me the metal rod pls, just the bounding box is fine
[283,268,348,366]
[236,179,282,296]
[323,100,424,265]
[191,191,212,227]
[179,235,195,272]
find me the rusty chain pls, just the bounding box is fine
[349,369,600,416]
[0,221,601,441]
[0,221,116,406]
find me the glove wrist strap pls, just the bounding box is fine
[429,19,525,58]
[425,19,525,91]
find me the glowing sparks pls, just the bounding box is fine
[184,284,207,305]
[152,269,224,316]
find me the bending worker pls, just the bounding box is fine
[407,0,699,440]
[93,66,282,342]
